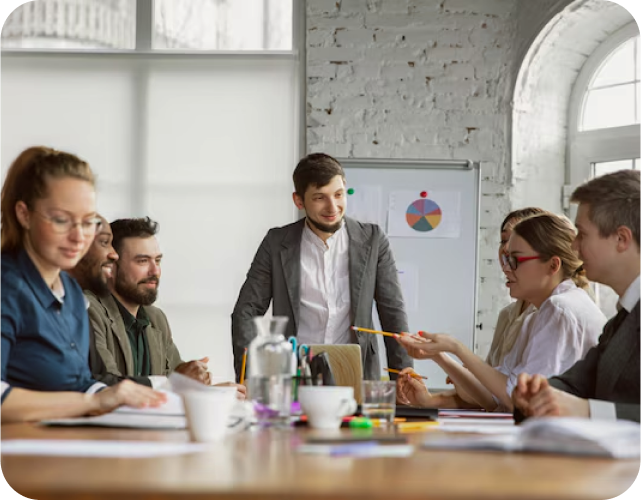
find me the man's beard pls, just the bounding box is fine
[74,256,111,296]
[114,275,159,306]
[86,272,111,297]
[307,214,343,234]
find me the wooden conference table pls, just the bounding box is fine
[1,422,638,500]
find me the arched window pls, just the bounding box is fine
[569,23,640,189]
[581,35,639,132]
[568,22,640,317]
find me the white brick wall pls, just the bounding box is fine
[305,0,630,357]
[307,0,521,356]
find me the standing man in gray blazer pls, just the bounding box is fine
[232,153,413,382]
[513,170,640,422]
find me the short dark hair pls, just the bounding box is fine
[500,207,546,232]
[571,169,640,246]
[110,217,159,256]
[293,153,345,198]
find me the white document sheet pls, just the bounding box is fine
[346,184,385,229]
[1,439,208,458]
[396,262,419,312]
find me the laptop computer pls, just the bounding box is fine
[304,344,363,404]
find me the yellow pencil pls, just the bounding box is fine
[351,326,402,338]
[239,348,248,385]
[384,367,429,380]
[396,421,439,432]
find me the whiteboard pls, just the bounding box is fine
[341,159,481,390]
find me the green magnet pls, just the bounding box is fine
[347,188,355,195]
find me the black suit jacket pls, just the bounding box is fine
[516,301,640,422]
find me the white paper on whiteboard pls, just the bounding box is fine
[388,190,462,238]
[346,184,385,229]
[396,262,419,312]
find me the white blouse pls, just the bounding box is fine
[496,279,607,399]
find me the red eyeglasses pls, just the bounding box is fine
[501,254,542,271]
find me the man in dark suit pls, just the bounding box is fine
[513,170,640,422]
[232,153,412,382]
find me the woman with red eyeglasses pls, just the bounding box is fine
[396,212,606,411]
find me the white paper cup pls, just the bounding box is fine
[183,387,237,443]
[298,386,357,430]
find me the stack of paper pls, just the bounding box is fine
[423,417,640,459]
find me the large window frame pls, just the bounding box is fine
[1,0,306,378]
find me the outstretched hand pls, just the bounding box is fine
[395,331,460,359]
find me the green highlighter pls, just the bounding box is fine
[348,417,374,429]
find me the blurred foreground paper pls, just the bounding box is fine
[1,440,207,458]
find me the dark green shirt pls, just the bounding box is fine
[114,296,151,377]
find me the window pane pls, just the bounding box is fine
[591,38,636,88]
[1,56,137,219]
[593,159,634,177]
[144,57,297,375]
[582,84,637,130]
[153,0,292,50]
[637,38,640,81]
[1,0,136,50]
[635,82,641,123]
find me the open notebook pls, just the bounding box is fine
[422,417,640,459]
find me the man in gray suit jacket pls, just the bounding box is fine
[232,153,413,381]
[71,217,243,396]
[513,170,640,422]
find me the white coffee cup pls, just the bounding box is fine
[298,386,358,430]
[183,387,237,443]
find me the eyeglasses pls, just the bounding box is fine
[500,253,543,271]
[33,211,101,236]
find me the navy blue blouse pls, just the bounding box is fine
[1,249,99,403]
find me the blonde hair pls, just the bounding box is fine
[1,146,95,254]
[512,213,589,290]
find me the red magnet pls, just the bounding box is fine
[420,191,428,198]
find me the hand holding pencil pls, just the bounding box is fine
[396,367,434,407]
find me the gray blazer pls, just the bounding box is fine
[549,301,640,422]
[86,291,183,387]
[231,217,413,381]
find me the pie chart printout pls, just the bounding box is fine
[406,198,442,232]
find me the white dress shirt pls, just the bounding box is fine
[497,279,606,399]
[589,274,640,420]
[297,221,351,345]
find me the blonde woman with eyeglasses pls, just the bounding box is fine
[1,146,166,423]
[396,212,606,411]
